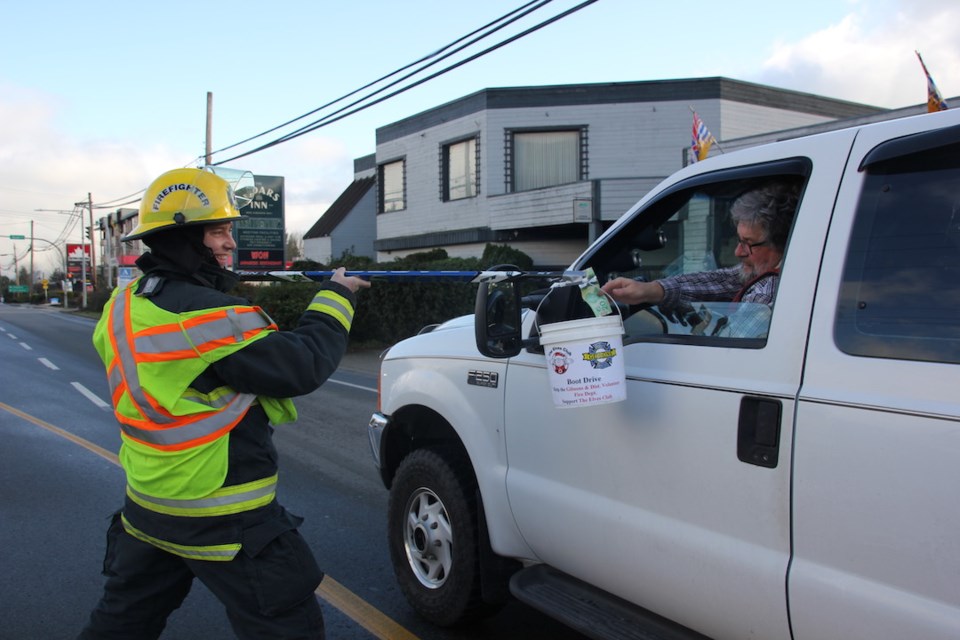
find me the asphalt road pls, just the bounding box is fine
[0,303,584,640]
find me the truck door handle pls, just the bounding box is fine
[737,396,782,468]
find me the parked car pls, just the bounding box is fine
[368,107,960,640]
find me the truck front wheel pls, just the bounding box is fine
[388,447,491,626]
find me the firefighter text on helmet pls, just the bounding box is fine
[123,167,242,241]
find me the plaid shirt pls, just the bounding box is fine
[658,266,779,339]
[658,266,779,307]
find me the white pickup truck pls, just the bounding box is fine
[368,107,960,640]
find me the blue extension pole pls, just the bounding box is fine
[235,269,585,284]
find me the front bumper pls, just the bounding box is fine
[368,411,389,471]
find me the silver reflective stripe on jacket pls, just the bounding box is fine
[107,289,264,446]
[133,307,272,355]
[126,474,278,516]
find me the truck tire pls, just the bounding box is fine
[387,447,493,626]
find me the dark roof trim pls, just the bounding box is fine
[303,175,375,239]
[374,223,589,252]
[377,77,886,144]
[375,226,497,251]
[354,154,376,174]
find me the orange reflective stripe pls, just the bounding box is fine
[104,287,261,450]
[118,411,242,451]
[134,307,275,361]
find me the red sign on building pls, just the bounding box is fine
[66,243,91,279]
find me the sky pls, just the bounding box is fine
[1,0,958,277]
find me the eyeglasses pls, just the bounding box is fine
[736,238,771,255]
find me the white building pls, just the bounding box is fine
[306,76,885,268]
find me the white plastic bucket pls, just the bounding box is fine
[539,314,626,408]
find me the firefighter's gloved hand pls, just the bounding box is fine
[330,267,371,293]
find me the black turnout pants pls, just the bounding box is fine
[79,512,325,640]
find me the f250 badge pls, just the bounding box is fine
[467,370,499,388]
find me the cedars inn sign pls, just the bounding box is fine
[234,175,285,270]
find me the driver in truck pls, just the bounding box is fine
[601,179,800,336]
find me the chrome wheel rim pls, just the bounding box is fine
[403,486,453,589]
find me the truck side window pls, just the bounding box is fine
[835,138,960,364]
[587,168,807,348]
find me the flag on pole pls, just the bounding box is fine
[916,51,949,113]
[690,110,717,163]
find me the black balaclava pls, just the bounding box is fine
[135,224,239,292]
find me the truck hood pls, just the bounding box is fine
[384,313,484,363]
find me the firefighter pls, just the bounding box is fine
[79,167,370,639]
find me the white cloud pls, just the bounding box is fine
[758,0,960,107]
[0,85,185,276]
[236,134,354,235]
[0,83,353,273]
[0,83,183,218]
[5,0,960,279]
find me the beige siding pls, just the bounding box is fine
[488,182,593,229]
[600,177,665,222]
[370,87,878,261]
[717,101,835,142]
[377,112,489,243]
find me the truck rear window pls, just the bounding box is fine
[835,138,960,364]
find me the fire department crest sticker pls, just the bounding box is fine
[583,340,617,370]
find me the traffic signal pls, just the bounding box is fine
[85,228,91,240]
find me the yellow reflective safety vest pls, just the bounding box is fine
[93,277,320,561]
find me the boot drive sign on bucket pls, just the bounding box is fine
[539,314,626,408]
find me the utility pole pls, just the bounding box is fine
[81,233,88,309]
[88,192,97,289]
[30,220,34,293]
[205,91,213,166]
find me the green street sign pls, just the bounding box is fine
[8,285,29,293]
[8,234,25,240]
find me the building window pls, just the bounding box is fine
[506,128,587,192]
[379,159,405,213]
[442,136,479,201]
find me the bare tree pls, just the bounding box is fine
[285,231,304,262]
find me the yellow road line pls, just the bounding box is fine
[1,401,420,640]
[0,401,119,465]
[317,577,421,640]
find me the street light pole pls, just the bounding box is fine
[21,234,68,306]
[72,195,98,293]
[36,206,88,308]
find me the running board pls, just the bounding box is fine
[509,565,712,640]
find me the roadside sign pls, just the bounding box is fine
[117,267,135,289]
[8,285,29,293]
[235,175,285,271]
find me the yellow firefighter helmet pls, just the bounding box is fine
[123,167,242,241]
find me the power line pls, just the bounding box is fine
[209,0,551,157]
[211,0,598,165]
[93,192,146,208]
[88,0,599,210]
[214,0,563,164]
